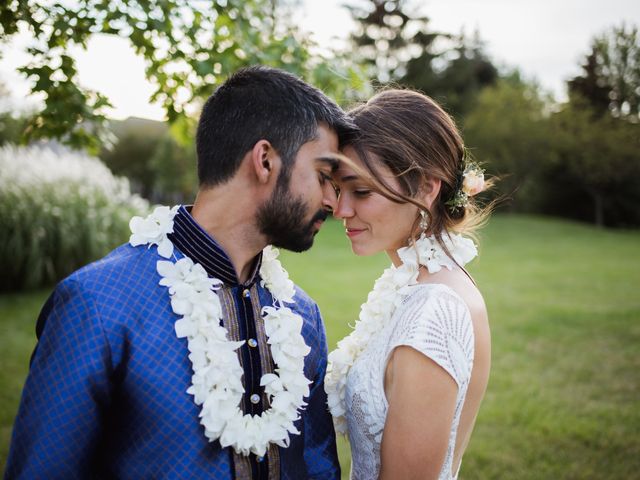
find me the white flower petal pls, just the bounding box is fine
[175,317,197,338]
[157,260,177,278]
[157,237,174,258]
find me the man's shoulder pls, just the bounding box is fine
[290,283,319,319]
[61,243,162,300]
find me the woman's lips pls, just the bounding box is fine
[345,228,365,238]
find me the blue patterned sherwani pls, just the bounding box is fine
[5,207,340,479]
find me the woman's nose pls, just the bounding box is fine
[333,194,353,219]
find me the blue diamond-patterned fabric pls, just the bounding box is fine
[4,241,340,479]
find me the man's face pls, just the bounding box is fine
[257,124,340,252]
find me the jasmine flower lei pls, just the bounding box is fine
[129,206,312,457]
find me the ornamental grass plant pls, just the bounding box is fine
[0,144,149,291]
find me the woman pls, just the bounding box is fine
[325,89,491,480]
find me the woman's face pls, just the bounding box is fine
[333,147,419,260]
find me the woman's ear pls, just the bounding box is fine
[250,140,281,185]
[419,177,442,209]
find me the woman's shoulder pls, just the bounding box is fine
[401,268,491,385]
[390,282,477,387]
[396,281,477,332]
[411,266,488,325]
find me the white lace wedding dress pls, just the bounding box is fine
[344,283,475,480]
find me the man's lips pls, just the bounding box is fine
[345,227,365,238]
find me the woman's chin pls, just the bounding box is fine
[350,243,380,257]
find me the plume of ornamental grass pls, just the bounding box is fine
[0,144,150,291]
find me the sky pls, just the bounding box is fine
[1,0,639,120]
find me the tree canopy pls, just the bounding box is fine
[569,22,640,122]
[346,0,497,119]
[346,0,443,83]
[0,0,368,152]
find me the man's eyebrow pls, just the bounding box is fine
[315,156,340,171]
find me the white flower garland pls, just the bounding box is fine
[325,231,478,434]
[129,206,311,457]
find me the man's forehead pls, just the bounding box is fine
[314,123,339,144]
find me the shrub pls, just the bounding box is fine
[0,144,150,291]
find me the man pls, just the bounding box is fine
[5,66,355,479]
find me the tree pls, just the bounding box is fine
[99,116,197,204]
[403,31,498,119]
[0,111,26,145]
[562,23,640,226]
[0,78,28,145]
[0,0,368,153]
[99,118,166,201]
[569,23,640,122]
[346,1,498,119]
[463,73,554,212]
[550,99,639,227]
[149,132,197,204]
[346,0,445,84]
[567,50,611,118]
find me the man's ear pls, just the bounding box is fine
[419,177,442,209]
[250,140,280,184]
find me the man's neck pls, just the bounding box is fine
[191,185,267,284]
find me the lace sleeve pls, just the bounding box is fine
[389,284,475,388]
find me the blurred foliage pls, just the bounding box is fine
[464,65,639,227]
[558,22,640,226]
[346,0,445,83]
[0,111,26,145]
[346,0,497,119]
[0,145,149,291]
[0,0,369,153]
[100,117,166,201]
[569,23,640,122]
[99,117,197,204]
[463,74,556,213]
[0,80,28,145]
[548,100,640,227]
[403,32,498,120]
[149,131,197,204]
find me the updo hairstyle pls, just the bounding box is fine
[344,89,490,244]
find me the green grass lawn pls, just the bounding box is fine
[2,214,639,478]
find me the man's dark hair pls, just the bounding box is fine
[195,65,357,187]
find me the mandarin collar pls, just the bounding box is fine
[167,205,262,286]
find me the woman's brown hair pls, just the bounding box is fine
[343,88,492,247]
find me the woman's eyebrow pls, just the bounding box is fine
[339,174,358,182]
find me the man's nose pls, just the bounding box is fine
[322,184,338,212]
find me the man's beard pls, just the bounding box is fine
[256,179,328,252]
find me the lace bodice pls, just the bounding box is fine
[344,284,475,480]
